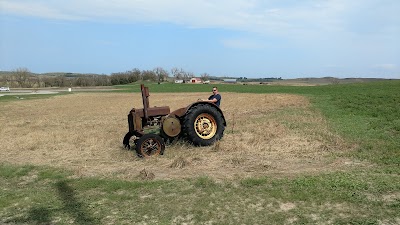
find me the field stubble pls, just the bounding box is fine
[0,92,361,180]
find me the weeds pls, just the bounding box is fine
[137,168,155,180]
[169,157,190,169]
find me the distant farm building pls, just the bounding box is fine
[174,80,184,84]
[190,77,202,83]
[223,79,237,83]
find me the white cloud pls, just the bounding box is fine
[1,0,399,50]
[2,0,398,36]
[369,64,399,78]
[221,38,268,50]
[0,1,87,20]
[372,64,397,70]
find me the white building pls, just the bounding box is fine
[223,79,237,83]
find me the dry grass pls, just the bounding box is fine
[0,92,358,180]
[170,156,190,169]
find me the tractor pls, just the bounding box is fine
[123,84,226,157]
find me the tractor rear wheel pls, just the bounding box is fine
[183,104,225,146]
[135,134,165,157]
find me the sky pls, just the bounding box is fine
[0,0,399,79]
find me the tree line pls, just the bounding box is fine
[0,67,211,88]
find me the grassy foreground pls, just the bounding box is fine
[1,80,399,224]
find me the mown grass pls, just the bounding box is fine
[1,80,399,224]
[310,81,400,169]
[1,164,399,224]
[0,92,70,102]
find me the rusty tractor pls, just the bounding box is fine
[123,84,226,157]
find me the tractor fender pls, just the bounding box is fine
[169,102,227,126]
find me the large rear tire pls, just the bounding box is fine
[183,104,225,146]
[135,134,165,157]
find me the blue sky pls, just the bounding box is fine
[0,0,399,79]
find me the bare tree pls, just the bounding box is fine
[0,74,9,86]
[42,76,53,87]
[141,70,157,81]
[153,67,169,82]
[5,74,12,86]
[200,73,210,81]
[30,74,40,88]
[171,67,182,80]
[186,72,195,79]
[54,76,68,87]
[128,68,142,83]
[13,67,30,88]
[330,77,340,85]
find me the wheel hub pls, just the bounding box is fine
[142,140,159,155]
[194,113,217,139]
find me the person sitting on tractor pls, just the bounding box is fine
[199,86,221,107]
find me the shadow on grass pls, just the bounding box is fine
[28,207,52,224]
[55,180,98,225]
[5,206,53,225]
[4,180,98,224]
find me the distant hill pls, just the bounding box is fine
[1,71,396,86]
[275,77,396,85]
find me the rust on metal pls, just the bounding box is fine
[169,107,187,117]
[162,116,181,137]
[141,84,150,119]
[131,106,170,118]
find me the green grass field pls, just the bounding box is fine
[1,80,399,224]
[0,93,69,102]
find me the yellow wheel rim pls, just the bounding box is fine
[194,113,217,139]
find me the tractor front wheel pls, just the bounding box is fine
[123,132,135,149]
[135,134,165,157]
